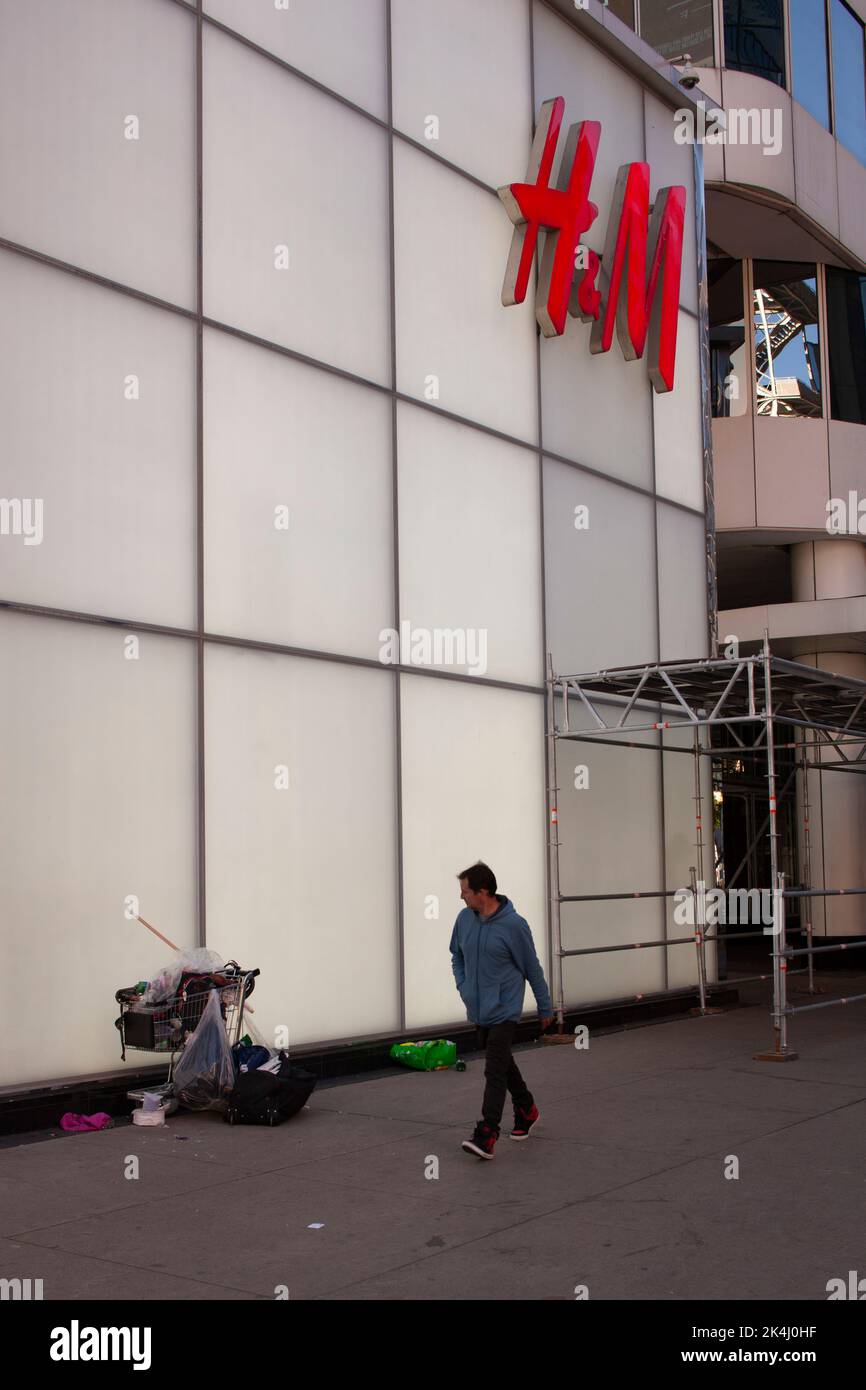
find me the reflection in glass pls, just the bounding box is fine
[752,262,821,417]
[826,268,866,424]
[606,0,635,29]
[723,0,786,85]
[830,0,866,165]
[639,0,715,65]
[790,0,831,129]
[709,258,748,417]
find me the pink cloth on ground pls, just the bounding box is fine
[60,1112,113,1132]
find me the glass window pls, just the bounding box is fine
[790,0,831,129]
[826,267,866,424]
[830,0,866,164]
[752,262,821,417]
[607,0,636,27]
[639,0,715,66]
[723,0,786,85]
[709,258,748,417]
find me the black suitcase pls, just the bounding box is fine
[224,1055,316,1127]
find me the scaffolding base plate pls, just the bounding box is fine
[541,1032,576,1045]
[753,1049,799,1062]
[688,1006,726,1016]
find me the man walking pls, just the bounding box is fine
[449,861,554,1159]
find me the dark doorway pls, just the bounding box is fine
[713,724,801,981]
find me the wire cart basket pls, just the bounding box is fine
[115,961,260,1081]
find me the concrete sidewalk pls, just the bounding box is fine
[2,982,865,1301]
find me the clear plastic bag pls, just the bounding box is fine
[142,948,225,1004]
[175,947,225,975]
[173,989,235,1111]
[141,965,183,1005]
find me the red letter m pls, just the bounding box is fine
[589,162,686,393]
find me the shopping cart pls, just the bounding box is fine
[115,961,260,1081]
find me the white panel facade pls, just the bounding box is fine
[203,24,391,383]
[560,899,666,1001]
[0,0,196,306]
[0,252,196,627]
[555,709,662,900]
[393,139,538,441]
[203,328,393,657]
[0,614,197,1086]
[397,404,542,685]
[539,325,655,489]
[204,645,400,1046]
[400,675,547,1029]
[204,0,388,117]
[653,312,706,510]
[657,503,710,661]
[391,0,532,186]
[543,459,658,675]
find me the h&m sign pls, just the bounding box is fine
[498,97,686,393]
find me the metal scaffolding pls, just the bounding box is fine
[545,635,866,1058]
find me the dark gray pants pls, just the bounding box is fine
[476,1021,533,1128]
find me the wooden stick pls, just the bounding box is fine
[136,915,179,952]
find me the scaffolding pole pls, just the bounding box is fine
[545,641,866,1060]
[546,653,567,1041]
[799,731,817,994]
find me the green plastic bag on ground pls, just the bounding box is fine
[390,1039,457,1071]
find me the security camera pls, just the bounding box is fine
[668,53,701,90]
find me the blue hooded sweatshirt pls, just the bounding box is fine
[449,896,553,1027]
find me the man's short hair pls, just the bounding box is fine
[457,861,497,895]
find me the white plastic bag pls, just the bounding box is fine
[142,948,225,1004]
[175,948,225,974]
[173,989,235,1111]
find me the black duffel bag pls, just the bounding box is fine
[224,1053,316,1127]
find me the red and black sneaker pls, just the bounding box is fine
[509,1103,540,1140]
[461,1120,499,1159]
